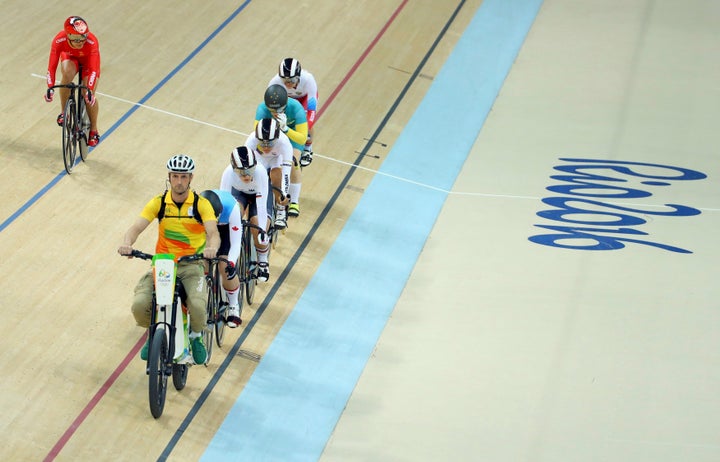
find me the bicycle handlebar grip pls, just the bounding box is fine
[177,254,203,263]
[130,250,152,260]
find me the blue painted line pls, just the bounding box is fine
[202,1,543,461]
[0,0,252,235]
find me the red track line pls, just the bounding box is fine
[43,334,146,462]
[318,0,409,121]
[43,1,408,459]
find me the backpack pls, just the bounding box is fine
[156,189,203,224]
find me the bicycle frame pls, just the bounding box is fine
[151,254,191,364]
[49,63,91,174]
[202,255,234,357]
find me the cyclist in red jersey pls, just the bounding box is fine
[44,16,101,147]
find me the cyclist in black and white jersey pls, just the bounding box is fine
[246,118,292,229]
[219,146,272,283]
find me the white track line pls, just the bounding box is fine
[32,73,719,211]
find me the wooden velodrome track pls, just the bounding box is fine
[4,1,720,461]
[0,0,483,460]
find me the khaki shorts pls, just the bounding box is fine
[131,261,207,333]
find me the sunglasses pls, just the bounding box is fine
[234,166,255,177]
[258,139,276,148]
[268,105,286,114]
[67,34,87,43]
[282,76,300,85]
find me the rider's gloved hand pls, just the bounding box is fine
[84,90,96,106]
[44,88,54,102]
[225,261,237,279]
[274,112,288,133]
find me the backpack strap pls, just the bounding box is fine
[157,190,168,222]
[157,189,203,223]
[192,190,203,224]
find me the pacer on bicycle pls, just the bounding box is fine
[44,16,102,147]
[198,189,244,328]
[220,146,273,283]
[118,155,220,364]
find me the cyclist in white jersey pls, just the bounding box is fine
[247,118,292,229]
[268,57,318,167]
[219,146,272,283]
[198,189,244,327]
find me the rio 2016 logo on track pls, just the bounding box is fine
[529,158,706,253]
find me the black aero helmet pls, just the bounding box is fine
[264,84,288,110]
[199,190,222,219]
[231,146,257,169]
[255,118,280,141]
[279,58,302,79]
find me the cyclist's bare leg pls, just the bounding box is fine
[290,148,302,186]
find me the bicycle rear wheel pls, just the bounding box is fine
[148,327,169,419]
[62,98,77,174]
[172,364,188,390]
[78,97,90,162]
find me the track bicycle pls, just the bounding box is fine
[47,63,92,174]
[126,250,208,419]
[203,255,235,360]
[240,217,279,304]
[239,220,259,305]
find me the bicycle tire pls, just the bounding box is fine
[203,281,214,363]
[172,364,188,391]
[243,226,257,304]
[78,96,90,162]
[62,98,77,174]
[214,263,228,347]
[271,198,282,250]
[148,327,169,419]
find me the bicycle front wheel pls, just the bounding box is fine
[215,274,228,347]
[203,280,215,363]
[62,98,77,174]
[148,327,169,419]
[243,226,257,304]
[78,97,90,162]
[213,264,228,347]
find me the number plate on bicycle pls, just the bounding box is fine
[152,254,176,306]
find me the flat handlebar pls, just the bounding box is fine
[124,250,233,266]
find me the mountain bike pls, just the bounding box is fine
[127,251,207,418]
[47,64,91,174]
